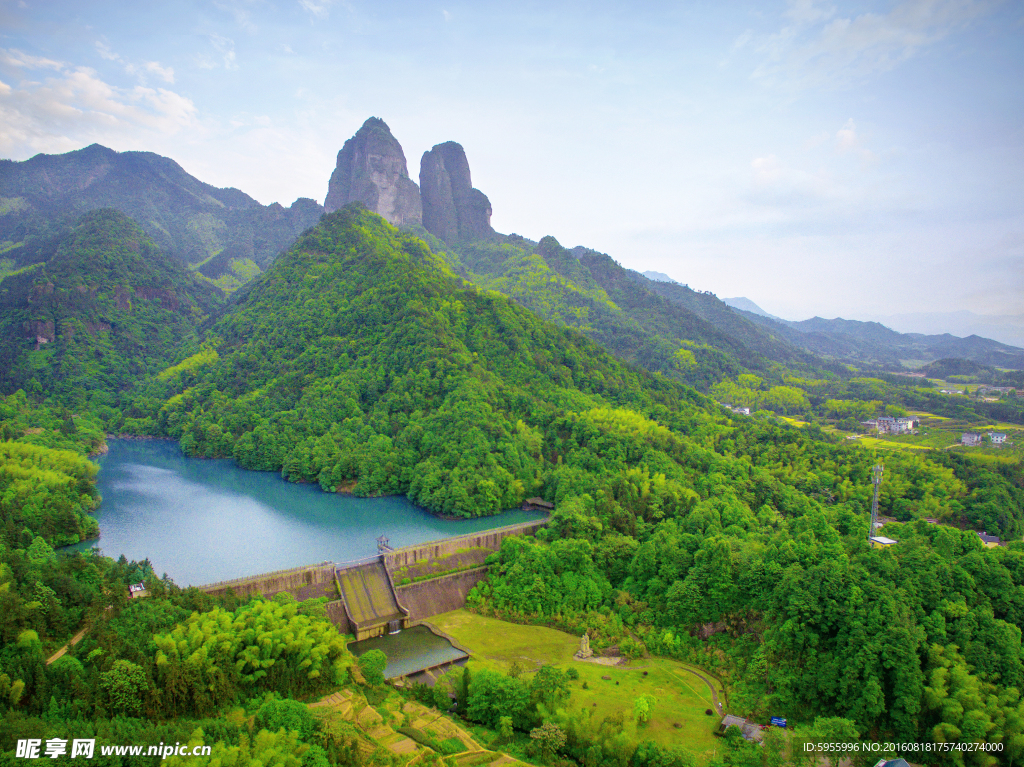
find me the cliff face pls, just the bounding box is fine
[324,117,422,226]
[419,141,493,244]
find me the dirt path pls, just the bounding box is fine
[46,624,91,665]
[669,665,725,714]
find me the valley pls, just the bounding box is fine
[2,119,1024,767]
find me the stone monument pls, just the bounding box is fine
[574,633,593,660]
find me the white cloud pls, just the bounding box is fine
[785,0,836,25]
[144,61,175,84]
[95,41,120,62]
[214,0,258,34]
[756,0,997,89]
[299,0,334,19]
[751,154,785,186]
[731,30,754,51]
[0,54,198,158]
[204,35,238,70]
[442,9,452,22]
[0,48,62,71]
[92,41,174,85]
[834,118,877,162]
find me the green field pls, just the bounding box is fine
[428,610,723,759]
[856,436,934,451]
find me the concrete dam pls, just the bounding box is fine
[198,516,547,641]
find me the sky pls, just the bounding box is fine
[1,0,1022,323]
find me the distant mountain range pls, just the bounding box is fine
[3,123,1021,381]
[722,297,1024,370]
[0,144,323,290]
[867,310,1024,350]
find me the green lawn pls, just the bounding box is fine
[428,610,722,759]
[857,436,934,451]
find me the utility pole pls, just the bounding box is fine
[868,464,883,542]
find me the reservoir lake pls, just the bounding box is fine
[71,439,545,587]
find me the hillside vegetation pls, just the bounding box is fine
[0,209,223,412]
[4,199,1024,764]
[127,206,707,517]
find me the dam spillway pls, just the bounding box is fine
[336,560,406,636]
[198,516,549,641]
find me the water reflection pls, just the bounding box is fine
[66,439,543,586]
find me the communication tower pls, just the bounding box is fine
[868,464,883,542]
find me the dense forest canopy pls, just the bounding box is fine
[3,199,1024,765]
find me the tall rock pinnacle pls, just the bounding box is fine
[419,142,494,244]
[324,117,422,226]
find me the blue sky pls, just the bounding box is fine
[1,0,1021,322]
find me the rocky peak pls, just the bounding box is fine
[419,141,494,244]
[324,117,422,227]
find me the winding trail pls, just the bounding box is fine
[46,624,91,665]
[669,665,726,714]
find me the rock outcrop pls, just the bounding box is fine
[419,142,494,244]
[324,117,422,226]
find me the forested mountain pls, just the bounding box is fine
[734,307,1024,370]
[0,144,323,289]
[421,231,822,389]
[0,209,222,410]
[5,127,1024,764]
[107,205,1024,756]
[125,205,710,517]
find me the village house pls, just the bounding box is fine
[521,497,555,512]
[961,432,982,446]
[977,531,1004,548]
[977,386,1015,396]
[872,416,917,435]
[869,536,898,549]
[990,432,1007,444]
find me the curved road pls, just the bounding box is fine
[669,664,726,715]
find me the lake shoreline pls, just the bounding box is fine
[78,439,545,586]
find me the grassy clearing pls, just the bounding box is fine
[857,436,933,452]
[776,416,809,428]
[429,610,721,759]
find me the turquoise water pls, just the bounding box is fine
[70,439,544,587]
[349,625,468,679]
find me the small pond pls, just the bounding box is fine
[348,625,469,680]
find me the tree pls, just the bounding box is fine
[497,716,514,744]
[530,664,570,713]
[811,717,859,767]
[101,660,148,716]
[633,693,658,725]
[357,650,387,687]
[467,669,531,729]
[26,537,56,564]
[255,698,316,740]
[529,722,566,760]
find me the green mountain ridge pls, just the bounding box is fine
[0,209,223,409]
[420,231,826,390]
[128,204,709,518]
[0,143,324,288]
[3,193,1024,761]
